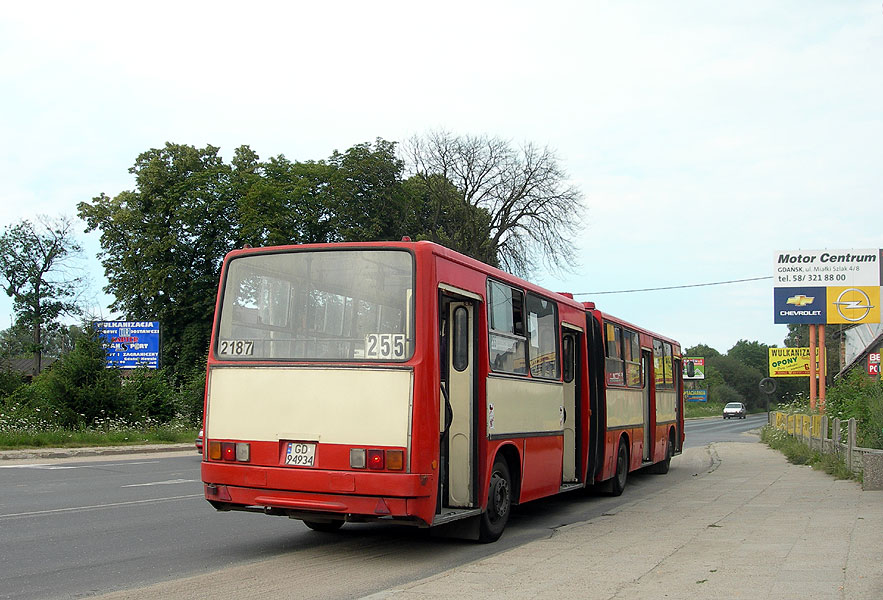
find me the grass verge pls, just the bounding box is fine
[0,426,197,450]
[760,425,855,480]
[685,402,725,418]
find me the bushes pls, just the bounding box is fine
[1,335,207,434]
[826,370,883,449]
[0,369,25,397]
[40,335,124,426]
[760,426,853,479]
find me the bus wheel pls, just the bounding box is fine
[651,435,673,475]
[610,439,629,496]
[478,457,512,543]
[303,519,344,532]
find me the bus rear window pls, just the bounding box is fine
[216,249,414,361]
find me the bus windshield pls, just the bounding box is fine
[216,249,414,361]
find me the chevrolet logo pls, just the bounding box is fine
[786,295,814,307]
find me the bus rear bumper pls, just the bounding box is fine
[202,462,436,525]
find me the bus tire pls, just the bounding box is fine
[478,457,512,543]
[610,439,629,496]
[651,434,673,475]
[303,519,344,532]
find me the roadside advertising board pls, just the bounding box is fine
[94,321,161,369]
[768,347,825,377]
[774,249,881,325]
[683,357,705,380]
[684,389,708,402]
[869,352,881,376]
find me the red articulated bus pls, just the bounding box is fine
[200,240,683,542]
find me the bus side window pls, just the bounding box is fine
[487,280,527,375]
[562,335,574,383]
[526,293,559,379]
[653,339,665,389]
[663,342,674,388]
[605,322,624,386]
[452,306,469,372]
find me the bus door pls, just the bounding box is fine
[561,328,581,483]
[439,296,477,509]
[642,350,653,461]
[673,358,682,451]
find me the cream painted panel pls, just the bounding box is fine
[487,376,563,436]
[656,391,677,422]
[207,367,412,446]
[606,388,644,428]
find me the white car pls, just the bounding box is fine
[723,402,746,419]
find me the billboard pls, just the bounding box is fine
[684,389,708,402]
[768,347,825,377]
[773,287,826,324]
[869,352,881,376]
[94,321,161,369]
[773,249,881,325]
[683,357,705,380]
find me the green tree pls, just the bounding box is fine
[686,342,770,408]
[40,334,123,426]
[237,154,337,247]
[329,139,411,242]
[684,344,721,359]
[785,323,841,378]
[826,370,883,449]
[0,216,86,375]
[78,143,238,379]
[712,355,765,409]
[727,339,769,373]
[404,131,584,276]
[402,173,496,262]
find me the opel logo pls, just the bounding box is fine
[833,288,874,322]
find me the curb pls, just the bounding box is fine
[0,443,195,461]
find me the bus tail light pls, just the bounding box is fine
[209,441,249,462]
[235,443,250,462]
[350,448,366,469]
[209,441,222,460]
[222,443,236,461]
[367,449,385,470]
[351,448,403,470]
[386,449,404,471]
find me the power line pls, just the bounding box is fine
[572,276,774,296]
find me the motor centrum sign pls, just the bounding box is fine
[768,347,825,377]
[94,321,161,369]
[773,249,881,325]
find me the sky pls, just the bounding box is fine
[1,1,881,354]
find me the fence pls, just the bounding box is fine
[769,411,883,491]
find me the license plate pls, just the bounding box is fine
[285,442,316,467]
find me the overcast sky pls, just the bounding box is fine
[1,1,880,353]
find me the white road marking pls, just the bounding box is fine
[121,478,198,487]
[0,494,203,520]
[0,460,161,470]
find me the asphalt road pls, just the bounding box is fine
[0,417,751,600]
[683,412,768,448]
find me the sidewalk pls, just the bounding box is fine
[367,441,883,600]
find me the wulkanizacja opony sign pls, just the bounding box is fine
[94,321,161,369]
[768,347,826,378]
[773,249,881,325]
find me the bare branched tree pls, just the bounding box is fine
[404,130,584,276]
[0,216,87,375]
